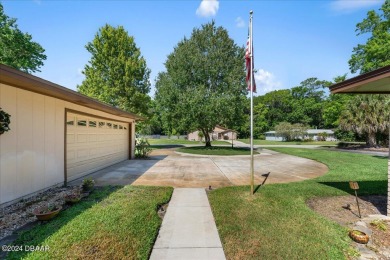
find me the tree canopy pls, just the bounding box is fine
[349,0,390,74]
[0,3,46,73]
[154,21,246,146]
[78,24,151,115]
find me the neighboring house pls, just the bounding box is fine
[188,125,237,141]
[0,64,142,206]
[265,129,337,141]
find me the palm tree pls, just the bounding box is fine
[339,94,390,147]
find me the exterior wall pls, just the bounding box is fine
[188,131,200,141]
[388,129,390,216]
[222,131,237,140]
[265,136,284,141]
[0,83,135,205]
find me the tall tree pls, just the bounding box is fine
[289,78,330,127]
[343,1,390,147]
[339,95,390,147]
[155,21,246,147]
[0,3,46,73]
[349,0,390,74]
[78,24,151,115]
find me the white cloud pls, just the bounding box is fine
[330,0,383,13]
[235,17,245,28]
[196,0,219,17]
[254,69,282,95]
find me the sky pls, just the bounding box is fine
[1,0,385,96]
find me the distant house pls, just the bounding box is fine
[265,129,337,141]
[188,125,237,141]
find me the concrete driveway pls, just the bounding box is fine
[70,148,328,188]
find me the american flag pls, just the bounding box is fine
[245,35,256,92]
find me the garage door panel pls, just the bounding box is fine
[66,112,129,181]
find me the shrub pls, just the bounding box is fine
[135,137,152,158]
[0,107,11,135]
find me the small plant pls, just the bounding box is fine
[64,190,81,204]
[370,219,387,231]
[135,137,152,158]
[36,203,60,214]
[82,177,95,192]
[0,107,11,135]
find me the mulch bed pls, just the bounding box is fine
[0,186,80,240]
[307,195,389,259]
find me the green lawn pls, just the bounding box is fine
[208,148,387,259]
[148,138,229,146]
[238,139,339,146]
[177,146,257,156]
[6,186,173,260]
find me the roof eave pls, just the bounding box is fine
[0,64,144,121]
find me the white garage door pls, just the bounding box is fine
[66,112,129,181]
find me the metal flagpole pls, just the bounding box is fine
[249,10,254,195]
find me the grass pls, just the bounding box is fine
[238,139,339,146]
[6,186,173,260]
[148,138,230,146]
[177,146,257,156]
[208,148,387,259]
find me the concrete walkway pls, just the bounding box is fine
[150,188,226,260]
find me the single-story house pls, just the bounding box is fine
[188,125,237,141]
[329,65,390,216]
[0,64,142,206]
[265,129,336,141]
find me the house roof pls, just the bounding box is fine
[307,129,334,134]
[215,125,237,133]
[265,129,334,134]
[329,65,390,94]
[0,64,144,120]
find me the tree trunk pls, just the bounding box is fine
[201,128,212,147]
[367,132,377,147]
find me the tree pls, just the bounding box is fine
[0,3,46,73]
[78,24,151,115]
[288,78,330,127]
[155,21,246,147]
[322,75,353,129]
[275,122,307,142]
[339,95,390,147]
[349,0,390,74]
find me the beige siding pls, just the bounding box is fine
[188,131,200,141]
[0,83,135,205]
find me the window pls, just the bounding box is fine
[124,127,127,130]
[119,125,123,130]
[67,116,74,125]
[77,119,87,126]
[107,123,112,128]
[113,124,118,129]
[89,121,97,127]
[99,122,105,128]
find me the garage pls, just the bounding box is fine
[66,111,130,182]
[0,64,141,206]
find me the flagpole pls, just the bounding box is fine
[249,10,254,195]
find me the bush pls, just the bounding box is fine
[0,107,11,135]
[135,137,152,158]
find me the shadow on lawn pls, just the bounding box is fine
[319,180,388,215]
[3,186,122,260]
[254,172,271,194]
